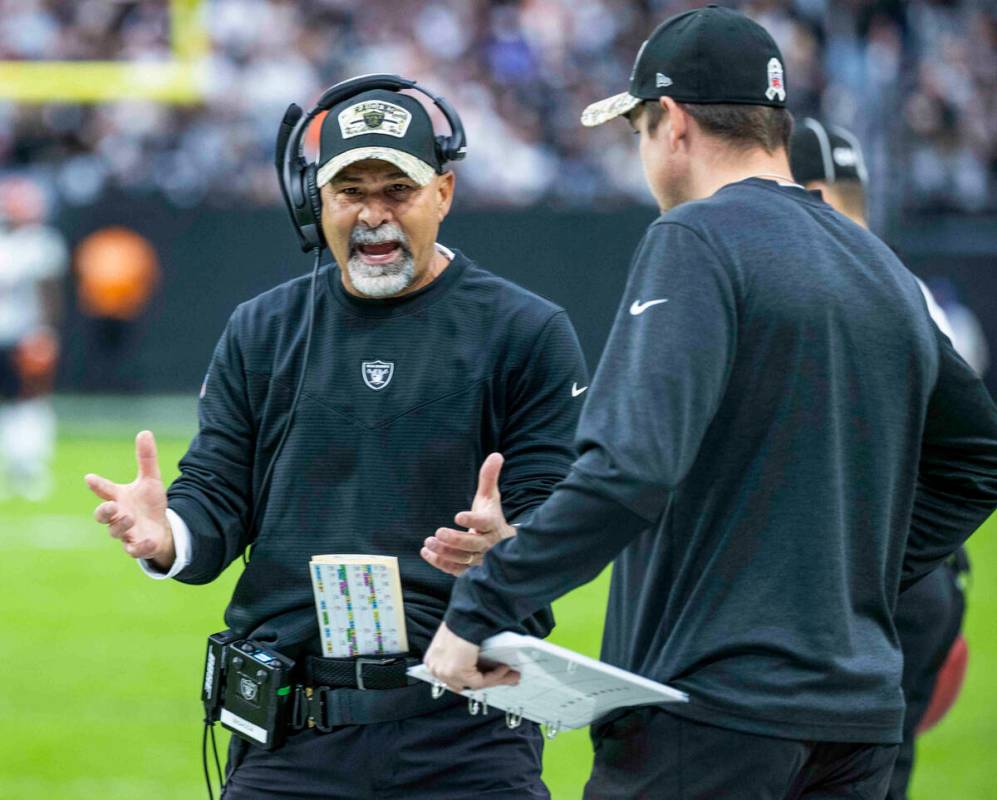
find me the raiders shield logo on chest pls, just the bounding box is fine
[362,360,394,391]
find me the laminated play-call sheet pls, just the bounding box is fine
[309,555,408,658]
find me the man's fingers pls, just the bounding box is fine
[475,452,504,501]
[124,538,158,559]
[454,510,495,531]
[94,501,119,524]
[108,515,136,541]
[424,537,484,564]
[479,664,521,688]
[427,664,520,693]
[135,430,161,481]
[433,528,490,552]
[431,667,485,692]
[85,473,119,502]
[452,666,514,690]
[420,547,469,577]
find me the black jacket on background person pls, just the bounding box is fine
[166,250,588,657]
[445,179,997,745]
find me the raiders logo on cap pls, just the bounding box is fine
[339,101,412,140]
[317,89,443,188]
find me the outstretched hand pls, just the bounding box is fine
[421,452,517,577]
[85,430,174,570]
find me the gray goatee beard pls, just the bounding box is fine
[347,223,415,298]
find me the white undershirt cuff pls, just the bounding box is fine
[138,508,193,580]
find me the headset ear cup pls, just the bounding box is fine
[435,135,452,165]
[304,164,325,249]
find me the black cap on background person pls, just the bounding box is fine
[790,118,868,186]
[581,4,787,127]
[789,117,870,227]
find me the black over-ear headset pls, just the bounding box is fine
[274,73,468,253]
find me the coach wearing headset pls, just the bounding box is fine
[84,76,587,799]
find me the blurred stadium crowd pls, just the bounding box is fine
[0,0,995,212]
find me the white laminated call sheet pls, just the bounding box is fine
[309,554,408,658]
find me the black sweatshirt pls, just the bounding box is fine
[166,250,588,656]
[446,179,997,744]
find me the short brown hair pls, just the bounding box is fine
[642,101,793,154]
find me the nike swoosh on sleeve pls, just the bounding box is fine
[572,383,588,397]
[629,298,669,315]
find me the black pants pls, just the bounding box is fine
[221,699,547,799]
[888,563,966,800]
[584,708,898,800]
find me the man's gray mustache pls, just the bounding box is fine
[350,225,411,253]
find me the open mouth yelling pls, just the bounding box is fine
[355,241,402,265]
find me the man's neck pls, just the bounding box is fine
[400,247,452,296]
[688,147,796,202]
[812,183,868,229]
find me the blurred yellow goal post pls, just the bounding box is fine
[0,0,208,104]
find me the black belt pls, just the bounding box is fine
[304,653,415,690]
[290,655,461,731]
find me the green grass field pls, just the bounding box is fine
[1,427,995,798]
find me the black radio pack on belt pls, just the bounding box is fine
[202,630,297,751]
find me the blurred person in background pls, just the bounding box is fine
[0,175,67,501]
[790,118,972,800]
[83,81,588,798]
[74,226,160,392]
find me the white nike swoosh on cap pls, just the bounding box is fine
[629,298,669,315]
[572,382,588,397]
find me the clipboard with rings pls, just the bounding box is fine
[408,632,688,739]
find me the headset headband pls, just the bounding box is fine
[275,74,467,253]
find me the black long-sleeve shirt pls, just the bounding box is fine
[446,179,997,744]
[167,250,588,656]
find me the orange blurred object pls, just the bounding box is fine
[75,227,160,320]
[916,634,968,734]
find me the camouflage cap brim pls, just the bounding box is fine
[316,146,436,188]
[580,92,642,128]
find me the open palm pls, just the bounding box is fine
[85,430,174,566]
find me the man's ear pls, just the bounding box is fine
[435,171,456,221]
[661,96,689,152]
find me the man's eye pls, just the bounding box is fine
[339,187,360,196]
